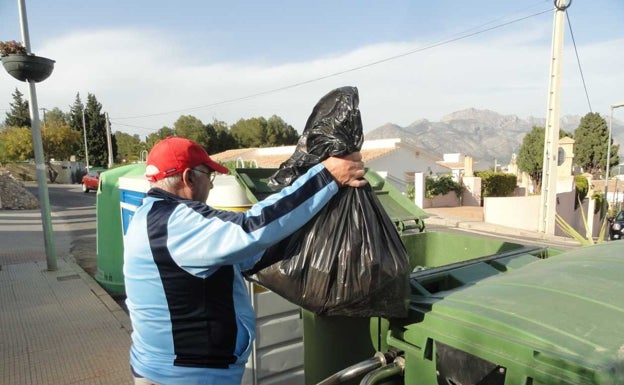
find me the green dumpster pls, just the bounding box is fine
[95,163,146,296]
[388,241,624,385]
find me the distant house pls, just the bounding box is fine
[211,138,451,192]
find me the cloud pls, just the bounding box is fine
[2,28,623,139]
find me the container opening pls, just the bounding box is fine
[417,273,463,294]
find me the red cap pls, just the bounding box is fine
[145,137,228,182]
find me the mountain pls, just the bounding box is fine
[365,108,624,169]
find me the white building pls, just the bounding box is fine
[212,138,451,192]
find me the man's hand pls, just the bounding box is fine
[322,152,368,188]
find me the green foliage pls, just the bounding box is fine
[555,203,608,246]
[4,88,30,128]
[574,112,619,177]
[230,116,299,148]
[114,132,144,163]
[42,122,81,161]
[43,107,69,127]
[476,171,517,198]
[406,184,415,201]
[517,126,544,189]
[0,40,26,56]
[230,117,268,148]
[0,126,33,161]
[266,115,298,145]
[425,175,462,198]
[1,86,299,166]
[211,120,238,153]
[67,93,86,161]
[517,126,574,191]
[174,115,209,149]
[592,192,604,215]
[574,175,589,210]
[145,127,175,150]
[84,93,109,167]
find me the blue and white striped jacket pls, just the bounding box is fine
[123,163,338,385]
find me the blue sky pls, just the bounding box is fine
[1,0,623,139]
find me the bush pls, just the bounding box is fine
[574,175,589,210]
[425,175,463,198]
[476,171,517,199]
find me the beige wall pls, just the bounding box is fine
[484,195,542,231]
[484,192,605,239]
[423,191,461,208]
[461,176,481,206]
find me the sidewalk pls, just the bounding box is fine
[423,206,579,248]
[0,209,133,385]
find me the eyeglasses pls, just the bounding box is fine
[192,168,216,183]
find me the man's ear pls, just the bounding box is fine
[182,168,194,187]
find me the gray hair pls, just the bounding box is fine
[150,169,204,190]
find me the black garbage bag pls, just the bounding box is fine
[268,86,364,188]
[246,86,409,318]
[245,184,410,318]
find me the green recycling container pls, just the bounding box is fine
[389,241,624,385]
[94,163,146,295]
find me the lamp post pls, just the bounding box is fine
[14,0,57,270]
[605,102,624,215]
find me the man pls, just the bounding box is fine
[123,136,366,385]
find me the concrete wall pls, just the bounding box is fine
[462,176,481,206]
[484,195,541,232]
[50,160,86,184]
[484,192,605,239]
[423,191,461,208]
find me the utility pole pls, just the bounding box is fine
[105,112,113,169]
[17,0,56,270]
[40,107,47,127]
[82,108,90,171]
[605,103,624,214]
[538,0,570,235]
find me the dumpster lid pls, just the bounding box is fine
[233,167,428,231]
[398,242,624,383]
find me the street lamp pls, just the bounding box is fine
[605,102,624,212]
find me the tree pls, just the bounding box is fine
[266,115,299,146]
[230,117,267,148]
[517,126,545,192]
[0,126,33,161]
[84,93,109,167]
[174,115,209,148]
[114,132,143,163]
[211,119,237,153]
[574,112,619,177]
[42,121,82,161]
[43,107,68,128]
[4,88,30,127]
[517,126,571,192]
[67,93,86,161]
[145,126,175,150]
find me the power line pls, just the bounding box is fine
[566,11,592,113]
[112,6,552,122]
[108,120,157,132]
